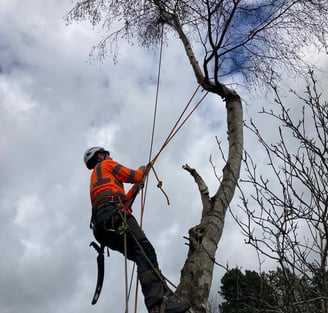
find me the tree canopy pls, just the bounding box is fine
[219,266,327,313]
[219,268,277,313]
[66,0,328,87]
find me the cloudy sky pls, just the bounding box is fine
[0,1,327,313]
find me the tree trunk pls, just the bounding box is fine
[176,91,243,313]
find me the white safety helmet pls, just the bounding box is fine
[84,146,109,170]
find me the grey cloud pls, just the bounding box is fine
[1,1,327,313]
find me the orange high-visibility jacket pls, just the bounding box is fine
[90,159,144,211]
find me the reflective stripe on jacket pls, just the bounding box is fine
[90,159,144,209]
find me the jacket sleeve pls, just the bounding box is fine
[111,160,145,184]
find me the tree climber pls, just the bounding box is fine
[84,146,190,313]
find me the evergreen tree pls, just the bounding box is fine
[219,268,277,313]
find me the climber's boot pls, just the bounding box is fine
[149,297,190,313]
[139,270,165,310]
[163,298,190,313]
[139,269,190,313]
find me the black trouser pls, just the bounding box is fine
[92,204,159,273]
[92,204,165,309]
